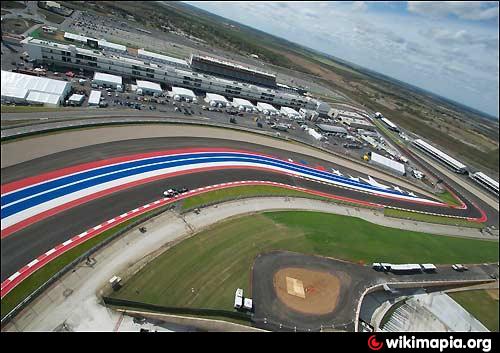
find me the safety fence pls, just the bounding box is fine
[103,297,252,322]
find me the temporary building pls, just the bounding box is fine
[370,152,406,176]
[315,124,348,135]
[257,102,278,115]
[170,86,196,102]
[280,106,300,118]
[92,72,123,89]
[232,97,255,112]
[136,80,162,95]
[68,93,84,105]
[205,93,229,107]
[1,70,71,107]
[26,91,61,106]
[1,86,29,103]
[88,90,101,106]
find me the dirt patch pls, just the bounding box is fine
[273,267,340,315]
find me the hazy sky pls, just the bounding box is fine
[185,1,499,118]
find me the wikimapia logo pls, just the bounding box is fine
[367,335,492,352]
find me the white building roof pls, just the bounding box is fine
[64,32,93,43]
[137,49,187,66]
[232,97,254,108]
[2,70,70,96]
[136,80,162,92]
[390,264,422,271]
[171,86,195,98]
[381,117,398,129]
[26,91,61,105]
[93,72,122,85]
[370,152,405,175]
[205,93,228,103]
[1,86,29,100]
[413,139,466,171]
[472,172,499,190]
[98,40,126,52]
[280,106,300,116]
[421,264,437,270]
[88,90,101,105]
[257,102,278,111]
[68,94,84,102]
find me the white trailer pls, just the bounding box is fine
[370,152,406,176]
[243,298,253,311]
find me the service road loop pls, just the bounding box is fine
[0,180,383,299]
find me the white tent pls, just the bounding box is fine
[88,90,101,105]
[205,93,229,107]
[26,91,61,107]
[170,86,196,102]
[1,70,71,107]
[136,80,162,95]
[68,94,84,105]
[257,102,278,115]
[1,86,29,102]
[93,72,122,88]
[232,97,254,112]
[280,106,300,118]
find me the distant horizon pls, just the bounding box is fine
[184,1,499,119]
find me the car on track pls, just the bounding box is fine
[163,189,177,197]
[178,187,188,193]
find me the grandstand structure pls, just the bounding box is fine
[470,172,499,196]
[412,139,467,174]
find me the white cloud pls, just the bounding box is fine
[184,1,499,117]
[420,27,499,50]
[352,1,367,12]
[408,1,499,21]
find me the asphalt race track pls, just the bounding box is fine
[0,137,494,282]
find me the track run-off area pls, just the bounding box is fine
[0,125,495,320]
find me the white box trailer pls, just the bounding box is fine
[420,264,437,272]
[234,296,243,309]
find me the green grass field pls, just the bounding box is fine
[437,189,462,207]
[384,208,484,229]
[111,211,498,312]
[182,185,341,211]
[448,290,499,332]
